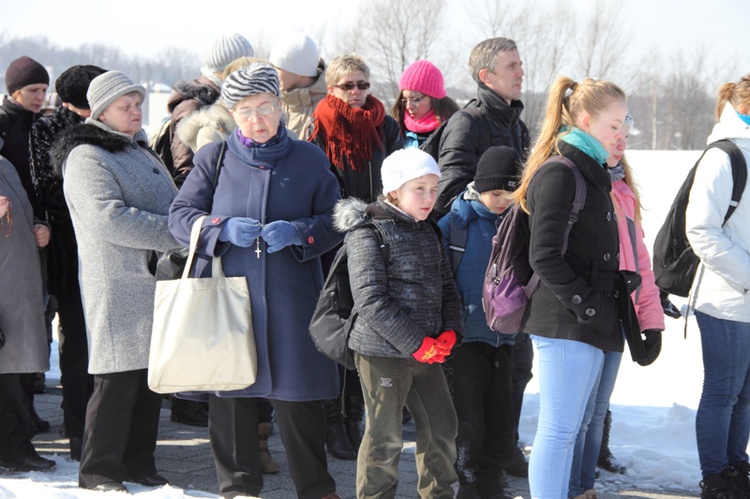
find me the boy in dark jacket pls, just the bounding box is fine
[438,145,523,499]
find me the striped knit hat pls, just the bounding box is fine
[203,33,254,74]
[221,63,280,109]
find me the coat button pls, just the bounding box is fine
[603,252,611,262]
[572,294,582,305]
[585,308,596,317]
[307,236,314,244]
[613,289,620,298]
[616,252,620,262]
[606,211,612,221]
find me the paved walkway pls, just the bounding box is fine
[31,381,698,498]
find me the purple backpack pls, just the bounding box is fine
[482,156,585,334]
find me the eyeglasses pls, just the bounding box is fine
[400,94,428,106]
[235,104,278,119]
[333,81,371,91]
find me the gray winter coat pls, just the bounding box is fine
[0,157,48,374]
[333,198,463,358]
[56,119,179,375]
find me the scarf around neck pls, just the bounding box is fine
[309,94,385,171]
[237,121,288,148]
[559,127,609,165]
[404,108,441,134]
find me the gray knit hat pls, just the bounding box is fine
[269,33,320,78]
[203,34,254,74]
[221,63,280,109]
[87,70,146,120]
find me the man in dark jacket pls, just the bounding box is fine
[435,37,530,216]
[434,37,532,479]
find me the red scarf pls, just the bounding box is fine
[309,94,385,171]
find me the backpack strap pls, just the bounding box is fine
[448,215,469,274]
[708,139,747,225]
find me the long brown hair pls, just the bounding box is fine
[512,76,626,213]
[716,73,750,120]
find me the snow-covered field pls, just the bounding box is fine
[1,150,714,497]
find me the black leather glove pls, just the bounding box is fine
[637,329,662,366]
[660,290,682,319]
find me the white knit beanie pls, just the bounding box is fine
[203,33,254,74]
[221,63,280,109]
[87,70,146,120]
[381,148,441,195]
[269,33,320,78]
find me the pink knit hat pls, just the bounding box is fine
[398,60,446,99]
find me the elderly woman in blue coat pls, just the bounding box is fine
[168,63,343,499]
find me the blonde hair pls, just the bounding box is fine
[325,55,370,87]
[512,76,626,212]
[716,73,750,120]
[222,57,268,81]
[610,154,642,225]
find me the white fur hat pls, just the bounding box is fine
[269,33,320,78]
[381,148,441,195]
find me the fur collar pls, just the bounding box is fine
[175,102,236,153]
[168,77,220,112]
[51,120,147,177]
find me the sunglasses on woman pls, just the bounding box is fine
[333,82,371,91]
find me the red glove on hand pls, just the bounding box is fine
[435,330,457,356]
[412,337,445,364]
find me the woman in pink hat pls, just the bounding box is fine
[390,60,458,149]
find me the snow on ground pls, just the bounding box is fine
[1,150,714,497]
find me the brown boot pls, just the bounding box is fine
[259,422,280,474]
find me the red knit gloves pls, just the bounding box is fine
[412,330,457,364]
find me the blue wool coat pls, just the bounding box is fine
[169,131,342,401]
[438,186,515,347]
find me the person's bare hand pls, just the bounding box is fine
[34,224,50,248]
[0,196,8,219]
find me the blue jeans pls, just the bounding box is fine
[695,311,750,476]
[568,350,622,497]
[529,336,604,499]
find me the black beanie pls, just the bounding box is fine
[55,65,107,109]
[5,56,49,95]
[474,145,522,193]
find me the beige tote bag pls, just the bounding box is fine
[148,215,257,393]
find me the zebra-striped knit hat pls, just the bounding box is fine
[221,63,280,110]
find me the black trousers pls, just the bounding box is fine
[0,373,38,459]
[78,369,162,488]
[512,332,534,441]
[56,279,93,439]
[208,396,335,499]
[445,342,516,489]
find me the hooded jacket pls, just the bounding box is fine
[686,102,750,323]
[334,198,463,358]
[438,184,515,347]
[280,60,327,140]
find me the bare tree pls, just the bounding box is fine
[334,0,447,107]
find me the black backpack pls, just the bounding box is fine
[652,140,747,297]
[309,224,388,369]
[148,117,174,172]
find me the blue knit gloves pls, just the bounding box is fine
[261,221,302,253]
[219,217,262,247]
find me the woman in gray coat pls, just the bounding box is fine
[0,157,54,472]
[54,71,179,493]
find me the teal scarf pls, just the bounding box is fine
[737,110,750,126]
[559,127,609,166]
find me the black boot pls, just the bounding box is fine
[324,398,357,460]
[597,409,626,474]
[345,389,365,452]
[701,468,741,499]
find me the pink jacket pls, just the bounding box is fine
[611,178,665,332]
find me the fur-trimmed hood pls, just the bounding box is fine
[51,119,149,177]
[167,76,220,113]
[175,101,236,153]
[333,197,370,233]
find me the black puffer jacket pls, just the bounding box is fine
[436,84,530,215]
[29,106,86,295]
[523,143,626,353]
[333,198,463,358]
